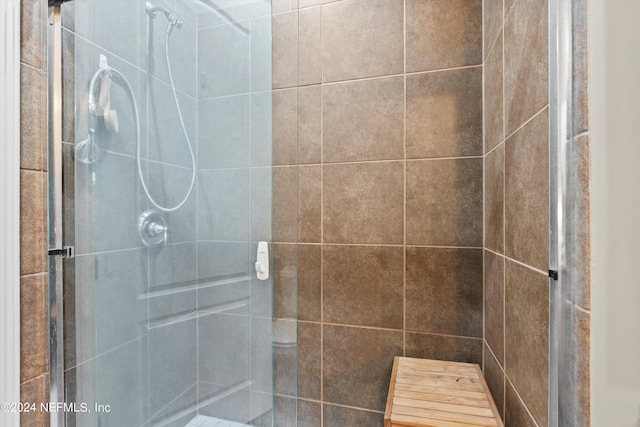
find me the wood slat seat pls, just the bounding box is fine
[385,357,504,427]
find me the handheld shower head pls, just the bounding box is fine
[145,1,183,33]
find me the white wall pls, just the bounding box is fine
[590,0,640,425]
[0,1,22,426]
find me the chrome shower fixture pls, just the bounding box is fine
[138,210,169,247]
[145,1,183,34]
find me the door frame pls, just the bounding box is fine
[0,1,22,426]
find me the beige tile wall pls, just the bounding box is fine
[571,0,591,425]
[272,0,484,425]
[484,0,591,425]
[19,0,50,426]
[482,0,554,426]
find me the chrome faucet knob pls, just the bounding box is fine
[138,211,168,247]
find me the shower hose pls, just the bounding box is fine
[78,20,196,212]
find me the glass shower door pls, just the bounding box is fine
[56,1,279,426]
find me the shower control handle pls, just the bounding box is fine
[255,241,269,281]
[146,222,167,238]
[138,210,168,247]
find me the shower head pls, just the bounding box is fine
[145,2,183,33]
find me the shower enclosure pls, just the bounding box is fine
[47,1,293,426]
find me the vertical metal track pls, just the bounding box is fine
[549,0,574,425]
[48,4,66,427]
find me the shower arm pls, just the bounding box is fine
[147,0,250,36]
[145,2,183,34]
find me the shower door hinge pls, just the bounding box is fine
[548,269,559,280]
[48,246,75,259]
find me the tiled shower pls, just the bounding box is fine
[270,0,485,424]
[15,0,591,426]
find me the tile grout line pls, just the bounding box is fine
[481,0,487,376]
[485,138,506,158]
[247,14,253,419]
[501,0,507,415]
[285,63,484,89]
[484,246,549,277]
[505,375,542,427]
[574,304,590,314]
[273,242,485,250]
[504,103,550,143]
[402,0,407,358]
[294,320,484,340]
[195,12,200,411]
[273,155,486,168]
[319,3,325,423]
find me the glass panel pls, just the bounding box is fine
[59,1,285,426]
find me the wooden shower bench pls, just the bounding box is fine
[384,357,504,427]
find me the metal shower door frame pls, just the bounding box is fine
[549,0,576,425]
[47,2,67,427]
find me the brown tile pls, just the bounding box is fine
[323,404,384,427]
[20,64,43,171]
[273,11,298,89]
[485,143,504,253]
[273,89,298,166]
[505,379,537,427]
[505,110,549,271]
[406,159,483,246]
[574,307,591,427]
[324,162,404,244]
[298,85,322,164]
[484,250,505,365]
[505,260,549,427]
[300,0,335,7]
[20,171,45,276]
[41,69,48,169]
[62,143,76,248]
[273,244,297,319]
[324,77,404,162]
[405,333,482,365]
[573,134,591,309]
[406,247,483,337]
[572,0,589,134]
[20,274,48,383]
[274,339,297,396]
[274,395,297,427]
[323,325,402,411]
[406,0,482,72]
[298,399,321,427]
[299,7,322,86]
[484,32,504,154]
[298,244,321,322]
[62,29,76,144]
[323,245,403,329]
[21,0,43,69]
[62,254,78,370]
[483,343,505,420]
[273,167,297,243]
[298,166,321,243]
[406,67,483,159]
[484,0,503,60]
[272,0,291,13]
[323,0,404,82]
[20,375,50,427]
[504,0,548,134]
[298,322,321,400]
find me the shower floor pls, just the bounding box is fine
[186,415,250,427]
